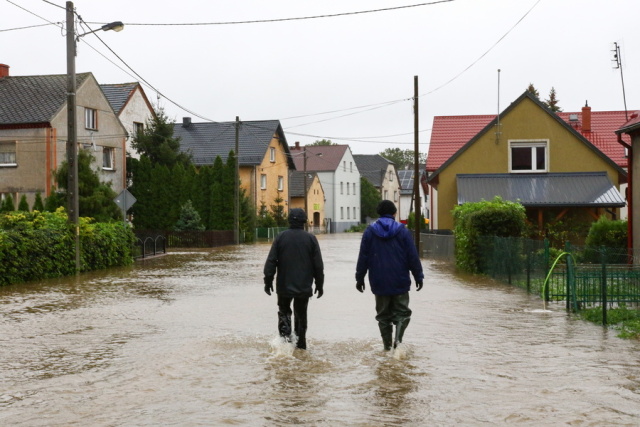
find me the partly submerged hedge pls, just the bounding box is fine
[0,208,135,286]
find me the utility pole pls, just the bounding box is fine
[234,116,240,244]
[413,75,421,254]
[66,1,80,271]
[303,148,308,215]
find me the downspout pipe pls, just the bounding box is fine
[617,133,632,260]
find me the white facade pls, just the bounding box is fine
[119,87,155,160]
[318,148,361,233]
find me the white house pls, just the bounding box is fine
[290,142,360,233]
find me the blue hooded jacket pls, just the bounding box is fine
[355,215,424,296]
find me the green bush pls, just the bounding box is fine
[581,216,628,263]
[0,208,135,286]
[452,196,526,273]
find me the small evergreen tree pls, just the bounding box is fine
[33,192,45,211]
[526,83,540,99]
[17,195,30,212]
[131,107,191,168]
[544,87,562,112]
[174,199,205,231]
[256,202,276,228]
[0,194,15,213]
[271,196,287,227]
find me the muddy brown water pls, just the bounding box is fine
[1,233,639,426]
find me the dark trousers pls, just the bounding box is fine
[375,292,412,349]
[277,295,310,349]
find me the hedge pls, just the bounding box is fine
[0,208,136,286]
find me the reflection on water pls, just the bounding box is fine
[1,234,639,426]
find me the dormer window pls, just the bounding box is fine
[509,140,548,173]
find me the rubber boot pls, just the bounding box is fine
[278,312,292,342]
[393,318,410,348]
[378,323,393,351]
[295,317,307,350]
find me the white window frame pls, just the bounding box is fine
[102,147,115,170]
[340,181,344,195]
[509,140,548,173]
[133,122,144,137]
[389,170,394,181]
[85,107,98,130]
[353,183,356,195]
[277,176,284,191]
[347,181,350,195]
[0,141,17,167]
[347,207,350,219]
[260,174,267,190]
[341,206,344,219]
[343,161,346,171]
[270,147,276,162]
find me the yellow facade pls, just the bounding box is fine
[238,134,291,214]
[290,174,325,227]
[435,97,622,230]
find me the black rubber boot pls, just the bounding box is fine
[278,312,292,342]
[393,318,410,348]
[295,317,307,350]
[379,323,393,351]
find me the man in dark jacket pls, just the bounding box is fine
[355,200,424,351]
[263,208,324,350]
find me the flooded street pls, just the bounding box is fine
[1,233,639,426]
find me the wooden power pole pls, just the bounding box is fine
[413,76,421,254]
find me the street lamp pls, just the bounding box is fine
[66,1,123,270]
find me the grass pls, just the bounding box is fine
[578,305,640,339]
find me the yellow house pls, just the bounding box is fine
[289,170,325,230]
[426,91,627,231]
[173,119,295,213]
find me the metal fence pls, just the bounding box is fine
[422,234,640,323]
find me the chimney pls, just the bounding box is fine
[294,141,300,150]
[182,117,191,128]
[0,64,9,78]
[582,101,591,132]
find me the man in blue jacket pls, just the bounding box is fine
[264,208,324,350]
[355,200,424,351]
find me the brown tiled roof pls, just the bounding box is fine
[290,144,349,172]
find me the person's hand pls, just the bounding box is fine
[416,281,423,291]
[356,281,365,293]
[264,278,273,296]
[314,285,323,299]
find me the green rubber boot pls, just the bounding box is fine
[379,323,393,351]
[393,318,411,348]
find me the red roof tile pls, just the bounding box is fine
[427,110,631,172]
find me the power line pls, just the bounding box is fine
[92,1,454,27]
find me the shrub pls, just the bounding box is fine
[582,217,628,263]
[0,208,135,286]
[452,197,526,273]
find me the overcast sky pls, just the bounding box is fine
[3,0,639,155]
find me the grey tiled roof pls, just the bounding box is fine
[353,154,394,188]
[100,82,138,115]
[173,119,295,168]
[457,172,625,207]
[0,73,91,125]
[289,170,318,197]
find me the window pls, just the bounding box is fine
[341,207,344,219]
[394,191,398,202]
[353,183,356,195]
[261,174,267,190]
[133,122,144,137]
[384,190,388,200]
[0,141,17,166]
[347,207,350,219]
[347,182,350,195]
[509,140,547,172]
[277,176,284,191]
[85,108,97,130]
[343,161,346,171]
[270,147,276,162]
[350,162,353,172]
[102,147,115,170]
[389,171,394,181]
[340,182,344,195]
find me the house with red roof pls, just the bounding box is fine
[425,91,629,233]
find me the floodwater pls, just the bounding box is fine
[1,234,639,426]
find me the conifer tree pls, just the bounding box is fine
[174,199,205,231]
[0,194,15,213]
[33,192,45,211]
[544,87,562,112]
[17,194,30,212]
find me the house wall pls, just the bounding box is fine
[381,164,401,206]
[289,175,325,227]
[323,148,360,232]
[251,134,290,214]
[118,87,154,160]
[435,97,622,230]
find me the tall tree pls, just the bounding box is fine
[360,176,381,222]
[544,87,562,112]
[379,148,426,170]
[131,107,191,168]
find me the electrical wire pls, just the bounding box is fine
[94,1,454,27]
